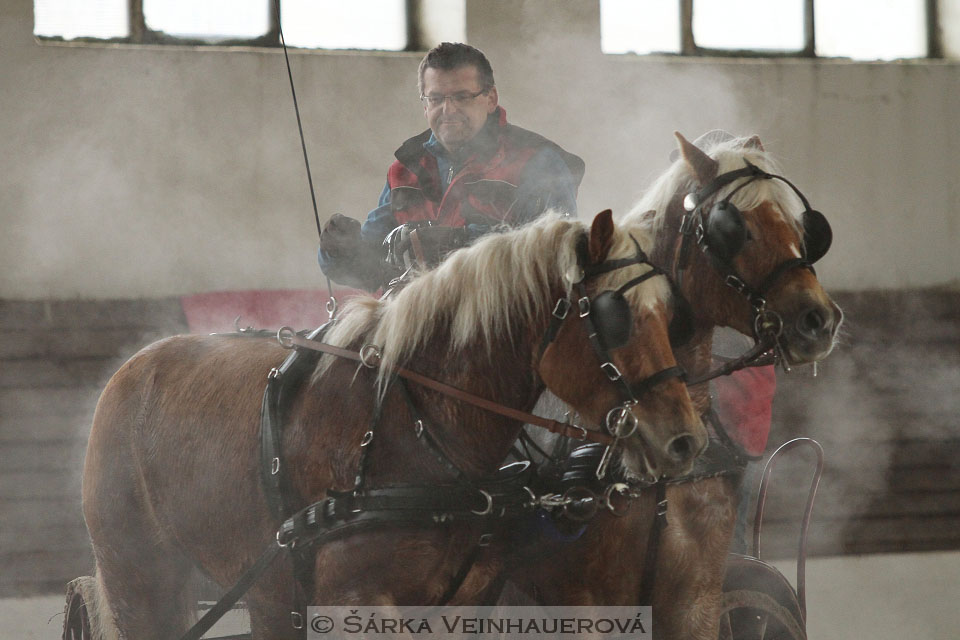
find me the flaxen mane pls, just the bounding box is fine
[622,136,806,235]
[315,213,669,387]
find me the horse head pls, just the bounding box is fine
[629,132,842,367]
[536,210,707,480]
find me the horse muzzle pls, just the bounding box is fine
[779,297,844,364]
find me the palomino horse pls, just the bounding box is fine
[78,211,706,640]
[505,134,842,640]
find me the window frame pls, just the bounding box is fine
[35,0,433,51]
[660,0,943,59]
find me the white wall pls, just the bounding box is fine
[1,0,958,299]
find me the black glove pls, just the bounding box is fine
[319,214,390,291]
[319,213,362,259]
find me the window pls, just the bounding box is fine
[34,0,466,51]
[600,0,943,60]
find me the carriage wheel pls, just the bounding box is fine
[62,578,95,640]
[717,589,806,640]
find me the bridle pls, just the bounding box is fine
[673,159,833,371]
[538,233,687,480]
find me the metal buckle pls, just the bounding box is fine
[360,431,374,447]
[577,296,590,318]
[478,533,493,547]
[600,361,623,381]
[291,611,303,630]
[268,367,281,381]
[552,298,571,320]
[326,297,338,321]
[656,498,669,517]
[414,419,424,438]
[725,275,747,293]
[695,219,707,244]
[271,457,280,475]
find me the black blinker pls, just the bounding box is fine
[590,290,633,350]
[706,201,747,262]
[668,292,695,347]
[802,209,832,263]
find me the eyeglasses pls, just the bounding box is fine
[419,88,488,108]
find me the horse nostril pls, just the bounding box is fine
[667,434,698,464]
[797,308,827,338]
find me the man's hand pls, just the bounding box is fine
[320,213,362,259]
[387,225,467,269]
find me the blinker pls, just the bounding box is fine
[591,290,633,350]
[705,200,748,262]
[802,209,832,263]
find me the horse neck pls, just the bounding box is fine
[391,320,546,478]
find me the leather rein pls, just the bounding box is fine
[277,329,616,446]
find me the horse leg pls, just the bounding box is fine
[87,483,196,640]
[83,371,197,640]
[652,478,737,640]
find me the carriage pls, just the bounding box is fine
[60,132,840,640]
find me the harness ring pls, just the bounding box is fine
[277,326,296,349]
[359,344,382,368]
[603,482,632,517]
[605,405,639,439]
[470,489,494,516]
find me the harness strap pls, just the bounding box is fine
[180,541,285,640]
[437,542,489,606]
[396,377,477,490]
[683,338,774,387]
[637,482,667,606]
[280,331,615,446]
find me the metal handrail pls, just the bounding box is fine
[752,437,824,622]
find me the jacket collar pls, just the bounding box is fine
[422,107,507,165]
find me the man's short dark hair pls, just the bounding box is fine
[417,42,495,95]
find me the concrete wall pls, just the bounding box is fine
[1,0,958,299]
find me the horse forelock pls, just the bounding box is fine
[623,136,805,234]
[313,213,669,393]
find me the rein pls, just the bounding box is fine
[276,329,616,446]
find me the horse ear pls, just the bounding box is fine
[744,134,765,151]
[589,209,615,265]
[675,131,718,186]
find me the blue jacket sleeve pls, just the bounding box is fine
[360,181,400,246]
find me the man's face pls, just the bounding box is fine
[421,65,498,153]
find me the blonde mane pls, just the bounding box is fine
[622,136,805,235]
[315,213,670,389]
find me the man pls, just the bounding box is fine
[319,42,584,290]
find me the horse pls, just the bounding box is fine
[77,210,707,640]
[503,133,843,640]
